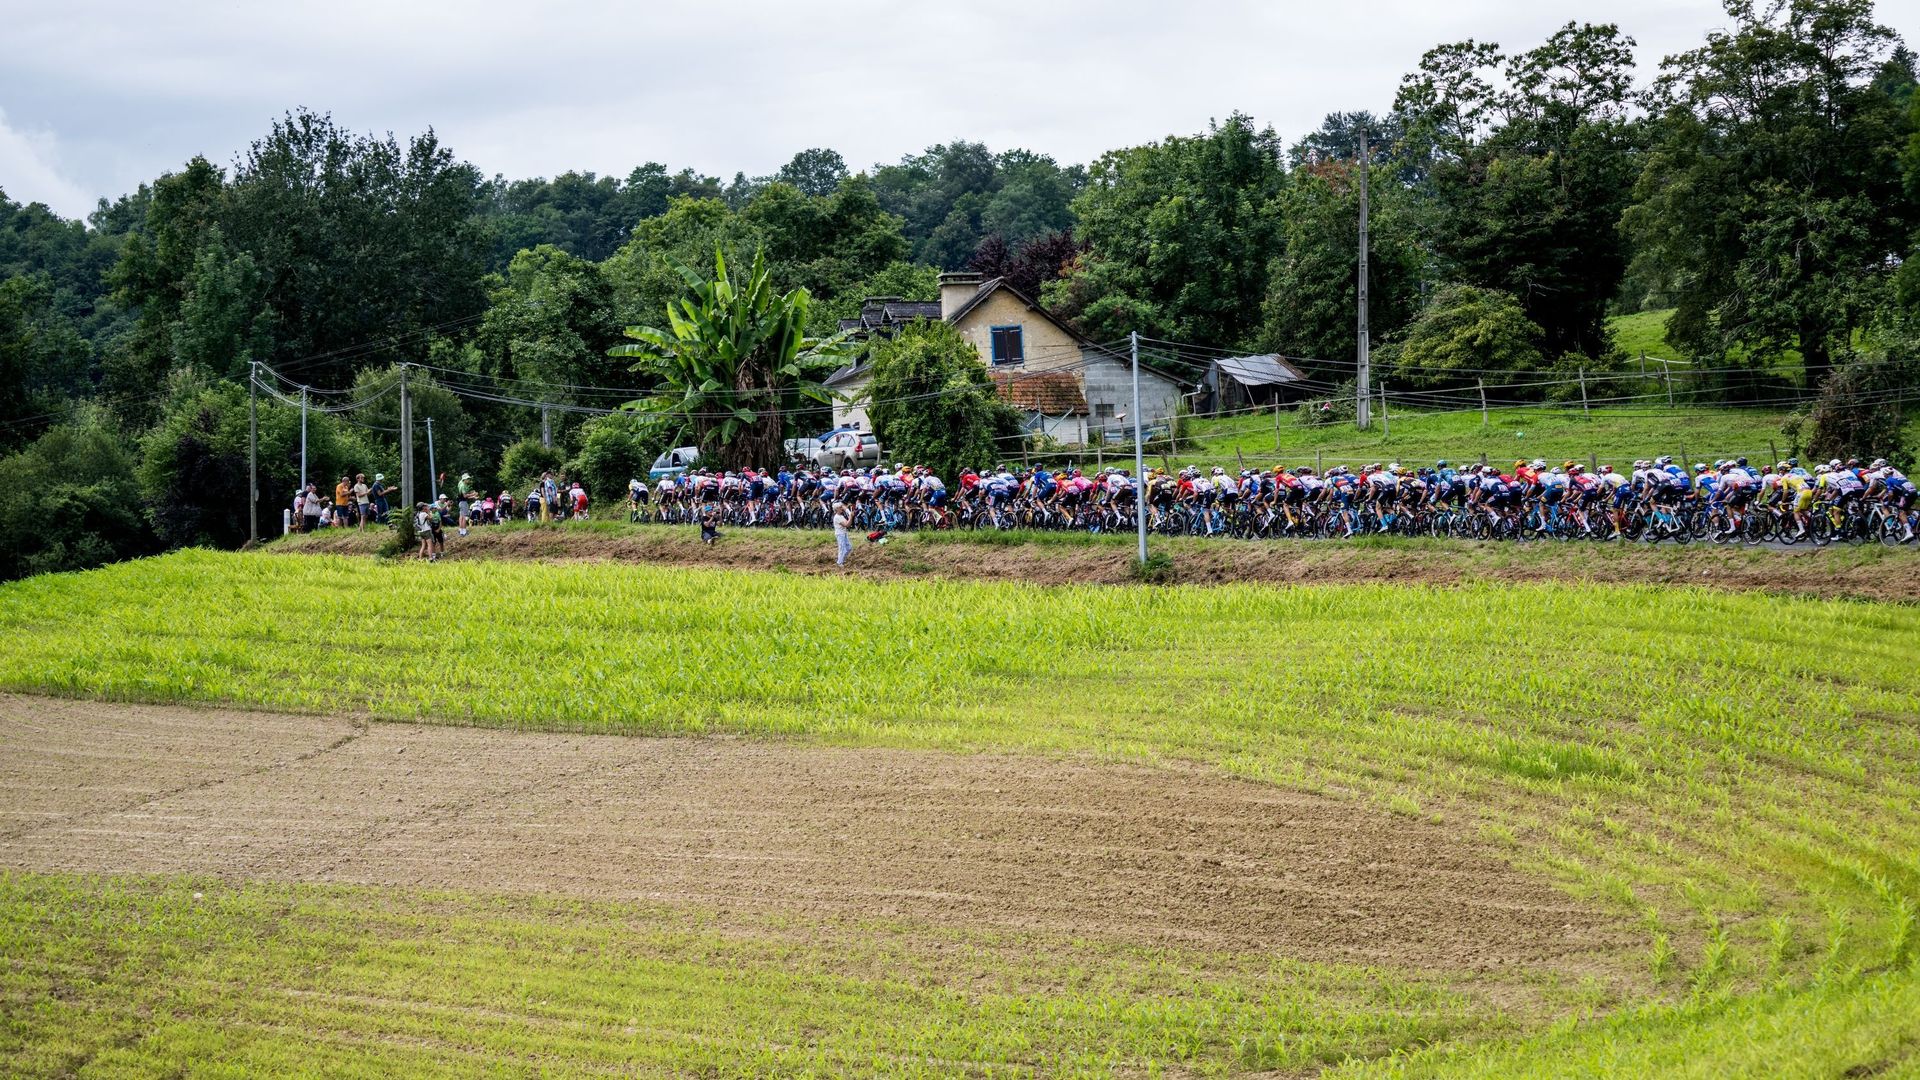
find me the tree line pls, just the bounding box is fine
[0,0,1916,579]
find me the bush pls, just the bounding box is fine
[1297,379,1358,427]
[0,406,155,580]
[1388,284,1545,388]
[1796,348,1916,468]
[568,411,675,508]
[499,438,568,500]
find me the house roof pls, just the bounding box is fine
[839,298,943,336]
[949,277,1192,387]
[1214,354,1306,387]
[990,370,1088,415]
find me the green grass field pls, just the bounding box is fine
[1,551,1916,1076]
[1179,405,1799,474]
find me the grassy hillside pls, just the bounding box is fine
[0,550,1915,1076]
[1180,405,1796,472]
[1608,309,1684,363]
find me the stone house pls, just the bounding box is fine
[826,272,1185,445]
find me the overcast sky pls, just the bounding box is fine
[3,0,1915,221]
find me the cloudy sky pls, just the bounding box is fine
[3,0,1913,220]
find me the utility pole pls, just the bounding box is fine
[248,361,259,546]
[399,364,414,511]
[1355,134,1371,431]
[1579,368,1590,420]
[425,417,437,502]
[542,407,552,449]
[1130,331,1147,565]
[1478,378,1488,428]
[299,386,309,493]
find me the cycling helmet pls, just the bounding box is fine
[1531,459,1547,470]
[1212,467,1225,476]
[1871,459,1888,469]
[1435,459,1449,469]
[1735,457,1747,467]
[1599,465,1613,474]
[1562,460,1578,470]
[1786,457,1798,467]
[1657,455,1673,466]
[1845,458,1861,469]
[1693,464,1707,473]
[1816,464,1832,474]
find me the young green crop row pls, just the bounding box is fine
[1,873,1512,1078]
[0,550,1915,1075]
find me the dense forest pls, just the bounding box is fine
[2,0,1918,577]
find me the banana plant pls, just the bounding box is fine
[610,248,855,471]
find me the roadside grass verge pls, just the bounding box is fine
[274,519,1920,603]
[1,550,1916,1073]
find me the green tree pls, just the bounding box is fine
[1396,23,1643,362]
[1630,0,1914,378]
[1045,114,1288,348]
[137,382,378,550]
[0,274,92,447]
[610,249,855,471]
[872,143,1083,268]
[0,406,154,580]
[1382,284,1545,386]
[818,261,941,327]
[498,437,568,499]
[567,411,677,510]
[776,148,849,197]
[167,228,271,380]
[1260,164,1426,379]
[864,320,1023,482]
[472,244,626,446]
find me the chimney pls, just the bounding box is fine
[938,271,984,320]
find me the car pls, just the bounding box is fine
[812,431,883,471]
[648,446,700,481]
[783,437,823,464]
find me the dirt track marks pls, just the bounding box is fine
[0,695,1628,972]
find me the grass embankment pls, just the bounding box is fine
[280,520,1920,603]
[1181,405,1797,474]
[0,551,1916,1075]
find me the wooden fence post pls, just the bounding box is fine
[1579,368,1590,420]
[1478,379,1488,428]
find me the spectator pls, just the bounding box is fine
[302,483,323,532]
[333,475,351,527]
[832,501,852,566]
[353,474,371,529]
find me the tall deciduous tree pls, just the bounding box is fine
[610,250,855,470]
[1630,0,1914,378]
[1396,22,1643,364]
[1045,113,1288,348]
[1260,164,1427,378]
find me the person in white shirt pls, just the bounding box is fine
[831,501,853,566]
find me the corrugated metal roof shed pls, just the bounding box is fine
[1215,354,1305,387]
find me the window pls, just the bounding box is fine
[989,325,1024,365]
[1094,403,1115,419]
